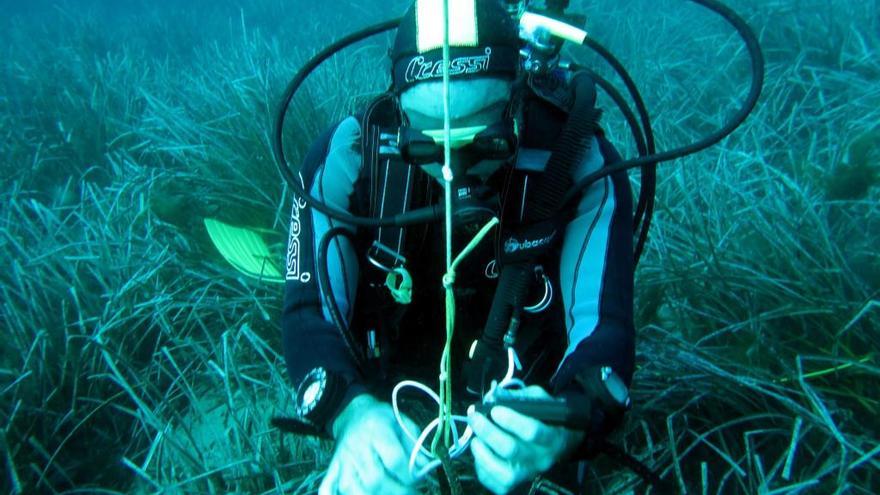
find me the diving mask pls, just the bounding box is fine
[382,119,519,166]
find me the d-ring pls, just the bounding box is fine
[484,259,499,279]
[524,273,553,313]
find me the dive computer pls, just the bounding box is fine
[295,367,347,428]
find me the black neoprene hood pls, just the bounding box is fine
[390,0,522,94]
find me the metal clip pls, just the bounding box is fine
[366,241,407,273]
[524,266,553,313]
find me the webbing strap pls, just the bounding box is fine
[369,159,415,271]
[362,95,416,272]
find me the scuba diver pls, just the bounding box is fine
[284,1,632,493]
[274,0,762,493]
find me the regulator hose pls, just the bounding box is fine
[272,19,403,228]
[272,0,764,234]
[316,226,367,370]
[572,36,657,266]
[560,0,764,206]
[584,67,653,265]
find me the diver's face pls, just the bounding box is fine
[400,78,513,181]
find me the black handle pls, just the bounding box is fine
[473,393,591,428]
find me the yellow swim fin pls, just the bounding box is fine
[204,218,285,284]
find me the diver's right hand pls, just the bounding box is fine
[319,393,427,495]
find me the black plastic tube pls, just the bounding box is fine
[273,19,404,228]
[569,63,656,265]
[585,70,648,159]
[477,73,602,368]
[316,226,367,370]
[272,0,763,231]
[580,40,658,266]
[579,39,657,227]
[570,33,659,267]
[561,0,765,206]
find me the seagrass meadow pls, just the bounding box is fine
[1,0,877,493]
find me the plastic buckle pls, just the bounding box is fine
[378,130,401,158]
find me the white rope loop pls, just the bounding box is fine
[392,346,526,480]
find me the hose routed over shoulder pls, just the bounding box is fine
[271,0,763,235]
[561,0,765,206]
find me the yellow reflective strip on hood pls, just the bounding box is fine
[416,0,478,53]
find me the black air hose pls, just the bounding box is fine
[317,227,367,371]
[586,70,648,159]
[561,0,764,207]
[273,20,402,228]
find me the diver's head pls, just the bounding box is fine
[400,78,515,180]
[390,0,522,181]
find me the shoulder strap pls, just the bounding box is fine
[359,94,418,273]
[524,70,600,224]
[465,71,602,396]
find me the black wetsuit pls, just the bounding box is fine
[281,114,635,491]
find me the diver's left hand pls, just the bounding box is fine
[468,385,586,495]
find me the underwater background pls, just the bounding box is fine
[1,0,877,493]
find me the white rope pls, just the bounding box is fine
[391,346,526,480]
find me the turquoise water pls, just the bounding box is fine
[1,1,877,493]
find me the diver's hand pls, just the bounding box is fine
[319,393,427,495]
[468,386,586,495]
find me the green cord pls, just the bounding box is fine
[431,0,501,464]
[434,0,455,455]
[433,217,500,456]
